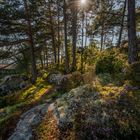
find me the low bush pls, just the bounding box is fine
[59,71,83,92]
[98,73,112,85]
[95,49,128,85]
[95,54,124,75]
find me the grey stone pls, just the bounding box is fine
[9,85,103,140]
[0,75,29,96]
[8,104,49,140]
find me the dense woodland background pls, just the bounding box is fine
[0,0,140,140]
[0,0,140,81]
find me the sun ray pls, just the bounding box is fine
[81,0,86,5]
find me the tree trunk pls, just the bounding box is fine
[57,0,60,66]
[71,8,78,71]
[100,23,104,51]
[24,0,37,84]
[40,51,44,69]
[85,13,88,48]
[117,0,127,47]
[81,12,84,73]
[128,0,138,63]
[63,0,69,73]
[45,50,48,68]
[48,0,57,64]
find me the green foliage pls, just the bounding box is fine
[113,73,125,85]
[95,49,129,86]
[59,71,83,92]
[71,71,83,86]
[83,43,99,65]
[45,91,64,100]
[41,70,49,80]
[0,78,49,108]
[97,72,125,86]
[95,50,124,74]
[15,45,30,74]
[98,73,112,85]
[96,55,114,74]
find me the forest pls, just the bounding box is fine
[0,0,140,139]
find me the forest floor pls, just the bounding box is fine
[34,83,140,140]
[0,74,140,140]
[0,78,60,140]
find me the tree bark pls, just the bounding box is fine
[23,0,37,84]
[71,8,78,71]
[63,0,69,73]
[40,52,44,69]
[85,13,88,48]
[128,0,138,63]
[81,12,84,73]
[100,23,104,51]
[48,0,57,64]
[57,0,60,66]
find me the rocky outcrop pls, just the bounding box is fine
[7,84,140,140]
[46,71,83,93]
[47,73,63,85]
[54,85,100,128]
[8,104,49,140]
[8,85,97,140]
[0,75,29,96]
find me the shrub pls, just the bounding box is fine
[98,73,112,85]
[113,73,125,86]
[59,71,83,92]
[71,71,82,86]
[82,72,95,85]
[59,74,73,92]
[95,53,124,74]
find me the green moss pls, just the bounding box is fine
[35,111,60,140]
[45,91,64,100]
[95,53,125,74]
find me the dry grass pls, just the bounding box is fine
[35,111,60,140]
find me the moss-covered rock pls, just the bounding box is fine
[54,85,140,140]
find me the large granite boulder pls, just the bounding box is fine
[55,85,100,128]
[8,104,49,140]
[46,73,63,85]
[8,84,140,140]
[58,71,83,92]
[9,85,99,140]
[0,75,29,96]
[46,71,83,92]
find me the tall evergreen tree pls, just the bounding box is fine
[128,0,139,63]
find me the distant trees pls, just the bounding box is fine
[0,0,139,81]
[71,2,78,71]
[89,0,122,50]
[63,0,69,73]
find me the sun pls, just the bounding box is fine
[81,0,86,4]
